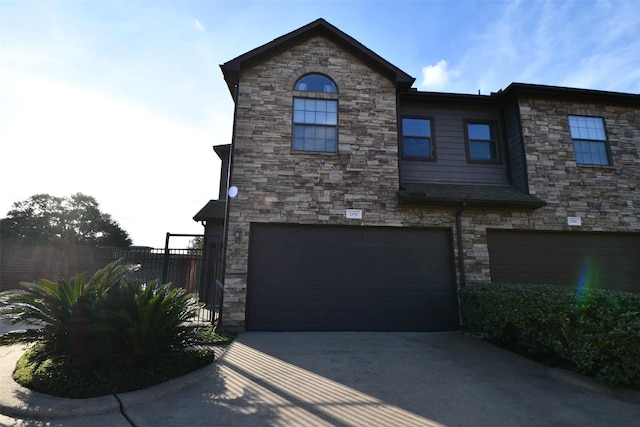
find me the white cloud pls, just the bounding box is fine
[420,60,457,91]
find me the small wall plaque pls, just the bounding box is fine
[567,216,582,226]
[346,209,363,219]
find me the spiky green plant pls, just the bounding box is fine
[87,279,203,369]
[0,261,204,373]
[0,262,132,354]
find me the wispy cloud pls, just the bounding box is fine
[422,0,640,94]
[194,18,205,34]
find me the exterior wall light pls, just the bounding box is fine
[233,225,243,242]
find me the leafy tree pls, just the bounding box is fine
[188,236,203,253]
[0,193,131,247]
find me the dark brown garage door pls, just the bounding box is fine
[487,230,640,293]
[246,224,458,331]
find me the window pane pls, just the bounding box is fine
[569,116,610,165]
[470,141,496,160]
[294,74,338,93]
[573,140,609,165]
[569,116,606,140]
[293,124,337,153]
[468,123,492,140]
[293,99,306,122]
[403,118,430,137]
[304,111,316,123]
[292,97,338,153]
[467,122,497,160]
[304,99,315,111]
[404,137,431,157]
[294,99,337,125]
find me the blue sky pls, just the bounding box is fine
[1,0,638,247]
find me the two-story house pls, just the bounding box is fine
[207,18,639,332]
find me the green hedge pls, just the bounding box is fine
[460,283,640,387]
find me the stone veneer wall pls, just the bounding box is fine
[455,97,640,284]
[519,97,639,232]
[221,35,640,328]
[223,36,407,328]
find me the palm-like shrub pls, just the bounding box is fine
[0,261,204,373]
[88,280,203,369]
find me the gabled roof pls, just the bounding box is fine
[220,18,415,98]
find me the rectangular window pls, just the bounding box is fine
[293,98,338,153]
[568,115,611,166]
[402,118,433,159]
[465,121,499,162]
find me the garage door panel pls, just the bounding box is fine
[488,231,640,293]
[247,224,458,331]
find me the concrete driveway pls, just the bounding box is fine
[124,332,638,426]
[2,332,639,426]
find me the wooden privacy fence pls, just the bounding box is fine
[94,234,224,323]
[0,237,97,291]
[1,234,224,324]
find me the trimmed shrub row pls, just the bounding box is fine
[460,283,640,387]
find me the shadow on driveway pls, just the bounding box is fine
[123,332,639,426]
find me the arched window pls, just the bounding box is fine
[294,74,338,93]
[292,74,338,153]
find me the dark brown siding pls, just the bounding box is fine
[487,230,640,293]
[246,224,459,331]
[503,101,527,192]
[399,104,509,184]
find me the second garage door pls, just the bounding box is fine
[487,230,640,293]
[246,224,458,331]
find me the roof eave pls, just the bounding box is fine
[193,200,227,222]
[498,83,640,107]
[220,18,415,98]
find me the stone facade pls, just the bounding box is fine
[223,36,407,327]
[520,97,639,232]
[219,30,640,330]
[449,98,640,286]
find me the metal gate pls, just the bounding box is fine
[94,233,224,323]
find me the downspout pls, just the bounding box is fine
[216,83,239,333]
[455,202,467,288]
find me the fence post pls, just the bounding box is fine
[161,232,170,285]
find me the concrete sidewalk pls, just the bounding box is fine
[1,332,639,426]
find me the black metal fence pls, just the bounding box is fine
[94,233,223,324]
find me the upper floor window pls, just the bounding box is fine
[568,115,611,166]
[401,117,434,159]
[294,74,337,93]
[465,121,499,162]
[292,74,338,153]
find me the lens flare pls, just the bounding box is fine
[575,255,599,307]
